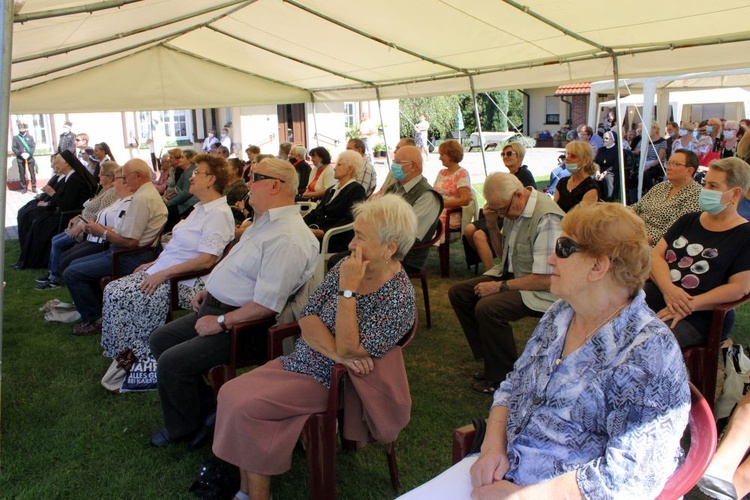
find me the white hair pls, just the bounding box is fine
[352,194,418,260]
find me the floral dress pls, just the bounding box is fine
[433,167,471,230]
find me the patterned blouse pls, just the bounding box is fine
[631,181,701,247]
[433,167,471,229]
[492,292,690,498]
[280,260,416,388]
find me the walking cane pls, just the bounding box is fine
[23,157,30,192]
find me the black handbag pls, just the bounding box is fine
[189,457,240,500]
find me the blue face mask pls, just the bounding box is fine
[390,162,408,182]
[699,188,729,215]
[565,162,579,173]
[706,126,714,134]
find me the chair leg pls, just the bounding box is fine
[207,365,230,399]
[439,241,450,278]
[420,274,431,329]
[303,414,338,500]
[385,442,400,494]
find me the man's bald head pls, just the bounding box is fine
[123,158,151,190]
[393,145,423,184]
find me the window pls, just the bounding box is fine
[545,96,560,124]
[136,110,192,146]
[11,114,52,151]
[343,102,357,127]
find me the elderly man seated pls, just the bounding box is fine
[449,173,563,394]
[64,159,167,335]
[148,157,319,449]
[346,138,377,197]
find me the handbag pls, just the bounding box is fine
[715,344,750,434]
[188,456,240,500]
[39,299,81,323]
[101,360,127,395]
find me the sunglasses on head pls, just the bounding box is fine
[555,236,585,258]
[252,172,286,183]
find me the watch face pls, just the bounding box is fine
[217,315,225,323]
[343,290,353,298]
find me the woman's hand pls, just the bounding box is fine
[663,284,694,317]
[84,221,106,238]
[311,228,325,239]
[339,355,374,376]
[472,480,521,500]
[191,289,207,312]
[339,245,369,292]
[139,272,166,296]
[67,222,83,238]
[656,307,687,329]
[134,262,153,273]
[470,450,510,489]
[41,185,55,196]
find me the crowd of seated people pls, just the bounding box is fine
[22,122,750,499]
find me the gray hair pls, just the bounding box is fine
[352,194,418,260]
[124,158,151,177]
[484,172,522,202]
[279,142,292,155]
[257,157,298,197]
[100,161,118,177]
[291,145,307,159]
[336,150,363,179]
[708,157,750,192]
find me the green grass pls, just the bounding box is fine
[2,238,749,498]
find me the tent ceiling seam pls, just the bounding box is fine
[14,0,254,64]
[283,0,470,76]
[14,0,143,23]
[206,25,374,87]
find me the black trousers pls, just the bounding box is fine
[149,298,236,439]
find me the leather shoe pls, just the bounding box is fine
[72,321,102,336]
[150,428,176,448]
[189,410,217,450]
[11,263,22,270]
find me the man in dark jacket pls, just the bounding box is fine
[11,122,36,193]
[57,121,76,154]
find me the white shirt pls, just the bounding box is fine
[88,196,132,244]
[310,164,335,193]
[118,182,168,246]
[205,205,319,311]
[147,197,234,284]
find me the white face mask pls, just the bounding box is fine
[724,130,736,140]
[679,129,688,137]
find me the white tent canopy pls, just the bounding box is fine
[8,0,750,113]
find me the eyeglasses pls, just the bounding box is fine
[555,236,586,258]
[501,151,516,157]
[666,161,687,168]
[191,170,212,178]
[252,172,286,183]
[114,176,126,180]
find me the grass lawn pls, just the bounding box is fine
[2,236,748,498]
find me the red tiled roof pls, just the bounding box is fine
[554,83,591,96]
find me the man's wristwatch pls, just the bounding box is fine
[338,289,359,299]
[217,315,228,330]
[102,230,108,241]
[499,281,510,293]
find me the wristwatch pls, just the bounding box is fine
[338,289,359,299]
[102,230,108,241]
[499,281,510,293]
[217,314,228,330]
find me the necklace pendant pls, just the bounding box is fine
[554,358,562,366]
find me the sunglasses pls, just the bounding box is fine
[501,151,515,157]
[555,236,585,258]
[252,172,286,183]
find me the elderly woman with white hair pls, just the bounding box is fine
[721,120,741,158]
[213,194,418,500]
[303,149,367,252]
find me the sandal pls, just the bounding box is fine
[472,380,498,395]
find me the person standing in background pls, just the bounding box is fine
[358,112,377,162]
[57,121,76,155]
[414,113,430,160]
[12,122,36,194]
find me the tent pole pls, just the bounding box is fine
[0,0,13,392]
[613,56,627,205]
[310,93,319,148]
[14,0,144,23]
[375,87,390,167]
[470,76,488,177]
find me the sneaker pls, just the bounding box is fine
[35,274,50,284]
[34,280,61,290]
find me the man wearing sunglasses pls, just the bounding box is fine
[148,157,319,448]
[449,172,564,395]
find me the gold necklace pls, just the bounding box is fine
[555,302,629,367]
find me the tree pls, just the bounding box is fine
[399,95,461,140]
